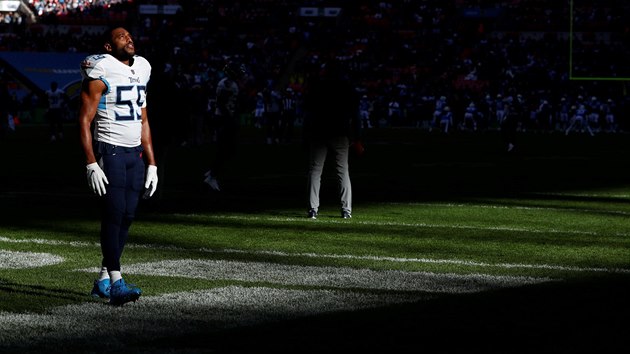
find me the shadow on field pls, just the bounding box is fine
[2,127,630,353]
[0,278,88,311]
[151,275,630,354]
[3,127,630,217]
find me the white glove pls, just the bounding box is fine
[86,162,108,196]
[143,165,158,198]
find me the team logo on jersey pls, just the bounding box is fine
[129,77,140,83]
[81,59,94,70]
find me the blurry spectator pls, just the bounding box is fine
[602,98,617,133]
[264,88,282,145]
[203,61,246,192]
[438,106,453,133]
[565,104,593,136]
[253,91,265,129]
[0,80,16,139]
[358,94,372,129]
[45,81,68,142]
[280,87,297,143]
[462,101,478,131]
[501,99,518,152]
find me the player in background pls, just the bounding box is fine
[79,27,158,306]
[430,95,447,131]
[462,101,477,131]
[602,98,617,133]
[587,96,601,134]
[280,87,297,143]
[253,91,265,129]
[264,87,282,145]
[557,97,570,132]
[439,106,453,133]
[45,81,68,142]
[495,94,506,128]
[203,61,246,191]
[358,95,372,129]
[565,104,593,136]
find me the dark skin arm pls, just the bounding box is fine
[140,106,156,166]
[79,79,104,165]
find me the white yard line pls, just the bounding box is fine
[1,235,628,274]
[1,256,553,348]
[196,214,609,236]
[197,248,630,274]
[99,258,551,293]
[0,250,64,269]
[0,286,429,349]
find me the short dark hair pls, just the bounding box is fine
[101,27,129,50]
[101,27,116,46]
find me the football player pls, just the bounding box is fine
[79,27,158,306]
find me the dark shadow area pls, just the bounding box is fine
[4,274,627,354]
[3,126,630,219]
[139,274,630,354]
[1,127,630,353]
[0,278,90,312]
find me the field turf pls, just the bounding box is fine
[1,125,629,353]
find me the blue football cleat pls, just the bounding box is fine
[90,278,111,299]
[109,279,141,306]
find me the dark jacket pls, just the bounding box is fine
[303,68,359,140]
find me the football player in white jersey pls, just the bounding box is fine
[78,27,158,306]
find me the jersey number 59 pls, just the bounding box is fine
[115,85,146,121]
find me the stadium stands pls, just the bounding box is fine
[1,0,630,134]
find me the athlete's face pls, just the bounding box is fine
[106,28,135,62]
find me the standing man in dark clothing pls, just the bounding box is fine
[303,60,360,219]
[204,61,246,191]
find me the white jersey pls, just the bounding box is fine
[215,77,239,116]
[80,53,151,147]
[46,88,65,109]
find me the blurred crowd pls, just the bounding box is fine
[1,0,133,25]
[2,0,630,142]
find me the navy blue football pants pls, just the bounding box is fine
[97,143,145,272]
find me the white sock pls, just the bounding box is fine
[98,267,109,281]
[109,271,122,284]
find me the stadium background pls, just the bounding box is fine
[1,1,630,353]
[2,0,630,134]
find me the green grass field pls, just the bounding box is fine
[1,125,629,353]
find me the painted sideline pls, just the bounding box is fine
[1,235,628,274]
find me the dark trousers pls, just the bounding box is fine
[97,142,145,272]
